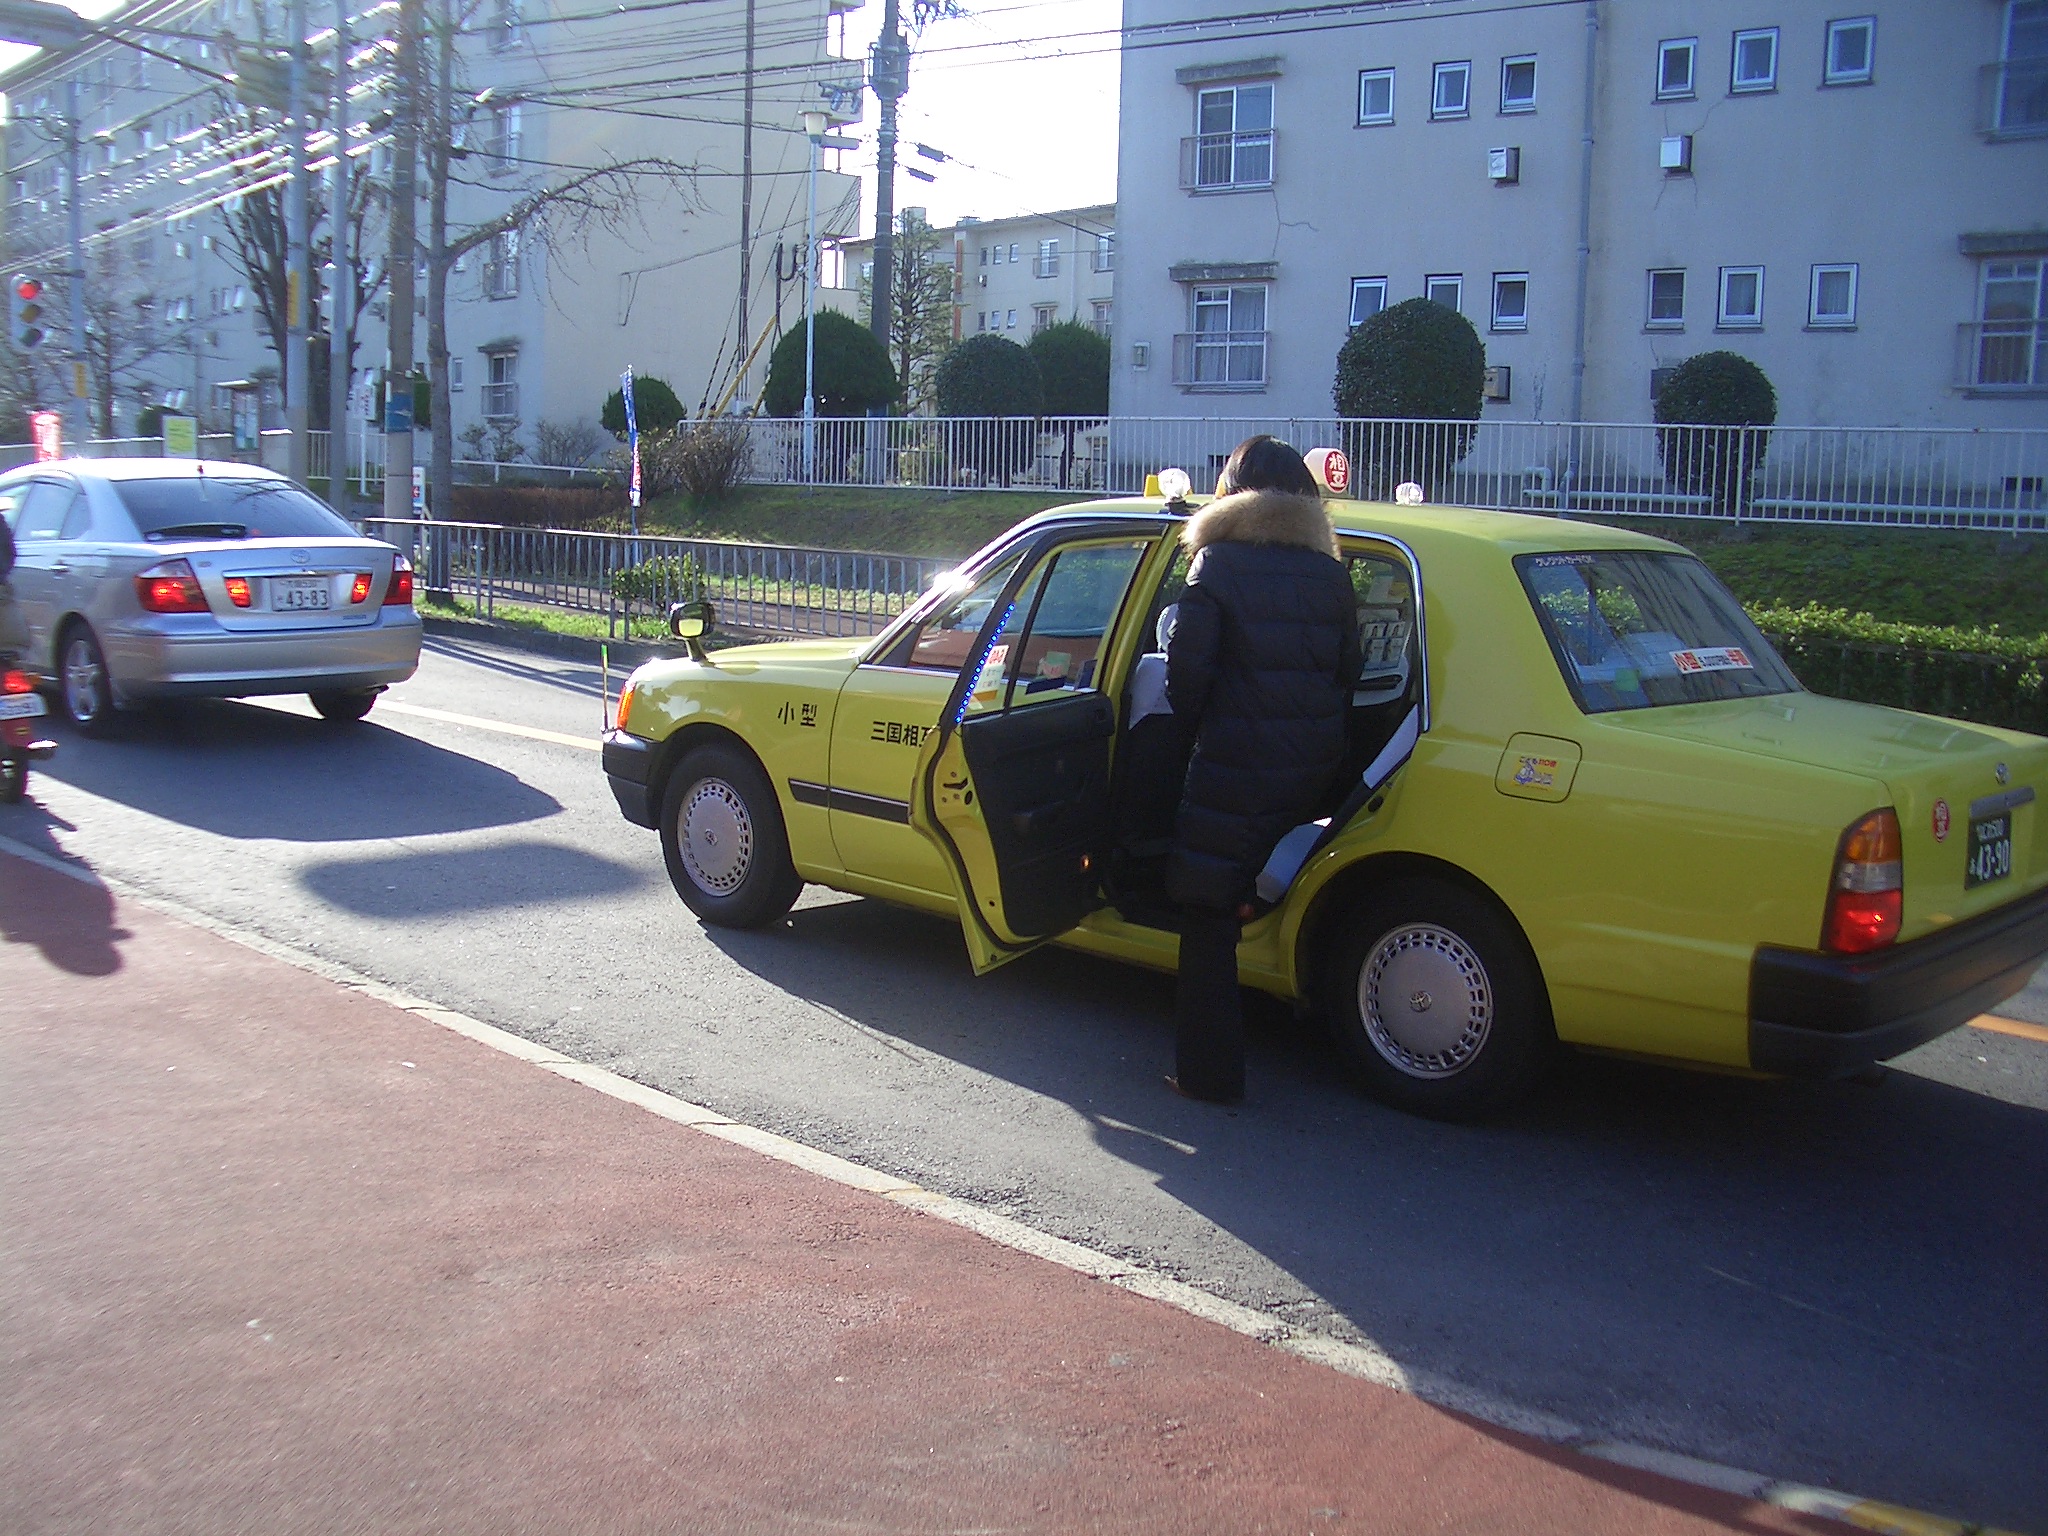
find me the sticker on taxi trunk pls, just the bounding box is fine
[1670,646,1753,674]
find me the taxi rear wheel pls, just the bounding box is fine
[1320,877,1553,1121]
[660,743,803,928]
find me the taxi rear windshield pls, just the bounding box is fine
[1516,550,1800,713]
[115,477,357,541]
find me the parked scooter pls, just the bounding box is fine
[0,515,56,804]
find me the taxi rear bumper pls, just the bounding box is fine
[1748,881,2048,1075]
[604,729,658,828]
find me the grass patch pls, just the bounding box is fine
[637,483,1087,558]
[420,593,676,642]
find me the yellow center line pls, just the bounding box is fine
[1970,1014,2048,1045]
[379,700,602,752]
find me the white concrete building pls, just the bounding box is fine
[0,0,863,456]
[952,204,1117,345]
[1111,0,2048,428]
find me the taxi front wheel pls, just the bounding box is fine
[660,743,803,928]
[1320,878,1554,1122]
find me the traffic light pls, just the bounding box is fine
[10,274,45,350]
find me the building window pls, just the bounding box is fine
[1732,27,1779,92]
[1093,233,1115,272]
[1006,308,1016,328]
[1969,258,2046,388]
[1647,269,1686,328]
[1718,265,1764,327]
[1426,273,1463,311]
[1184,82,1275,190]
[1491,273,1529,330]
[450,358,464,391]
[1808,263,1859,327]
[1357,67,1395,125]
[482,351,518,418]
[1657,36,1698,97]
[1993,0,2048,135]
[1500,55,1537,112]
[1032,303,1056,333]
[1034,239,1059,278]
[1175,284,1268,389]
[1432,61,1471,119]
[1008,242,1019,263]
[978,245,988,266]
[1824,17,1875,85]
[1349,276,1388,326]
[976,310,986,332]
[486,104,521,174]
[1092,299,1112,336]
[484,230,519,298]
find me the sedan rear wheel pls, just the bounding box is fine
[310,688,380,723]
[659,742,803,928]
[59,623,116,737]
[1322,877,1553,1120]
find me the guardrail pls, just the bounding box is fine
[734,415,2048,532]
[358,518,948,641]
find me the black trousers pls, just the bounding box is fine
[1175,908,1245,1102]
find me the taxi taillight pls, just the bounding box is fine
[135,559,209,614]
[383,554,414,606]
[1822,808,1903,955]
[2,668,33,695]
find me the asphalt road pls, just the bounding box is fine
[6,630,2045,1531]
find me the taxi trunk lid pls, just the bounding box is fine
[1613,692,2048,939]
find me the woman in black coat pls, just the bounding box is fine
[1164,437,1360,1102]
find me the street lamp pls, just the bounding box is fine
[801,109,826,483]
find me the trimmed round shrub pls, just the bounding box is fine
[934,334,1044,483]
[134,403,167,437]
[1332,297,1486,499]
[1654,351,1777,512]
[762,311,901,419]
[601,375,686,437]
[1026,321,1109,417]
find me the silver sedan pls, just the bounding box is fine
[2,459,422,731]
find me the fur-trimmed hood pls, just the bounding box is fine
[1180,490,1339,560]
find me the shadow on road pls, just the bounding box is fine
[299,838,651,918]
[0,829,130,977]
[37,699,562,842]
[704,895,2048,1530]
[421,634,611,701]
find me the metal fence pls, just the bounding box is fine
[359,517,948,641]
[735,415,2048,533]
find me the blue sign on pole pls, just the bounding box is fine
[621,366,641,530]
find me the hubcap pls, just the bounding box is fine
[1359,923,1493,1078]
[63,637,104,722]
[680,777,753,896]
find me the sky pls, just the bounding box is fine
[0,0,1126,230]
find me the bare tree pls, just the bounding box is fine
[422,0,696,516]
[76,240,190,437]
[860,208,952,414]
[532,417,601,467]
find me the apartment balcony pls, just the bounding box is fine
[481,382,520,419]
[1178,130,1275,192]
[1957,320,2048,394]
[1980,58,2048,138]
[1172,330,1269,390]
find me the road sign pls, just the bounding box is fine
[163,414,199,458]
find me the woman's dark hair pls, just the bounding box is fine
[1218,434,1318,498]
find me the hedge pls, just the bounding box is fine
[1749,603,2048,735]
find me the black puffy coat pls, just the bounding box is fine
[1165,490,1360,911]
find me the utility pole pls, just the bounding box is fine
[735,0,754,410]
[867,0,904,353]
[801,110,822,481]
[425,0,452,535]
[326,0,352,506]
[62,77,88,445]
[382,0,420,521]
[286,0,311,479]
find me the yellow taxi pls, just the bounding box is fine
[602,485,2048,1118]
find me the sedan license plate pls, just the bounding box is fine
[274,576,330,611]
[0,692,46,720]
[1965,811,2013,889]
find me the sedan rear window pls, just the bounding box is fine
[1516,550,1800,713]
[114,477,357,541]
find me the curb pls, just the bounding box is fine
[0,832,2025,1536]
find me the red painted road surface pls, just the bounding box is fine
[1,850,1855,1536]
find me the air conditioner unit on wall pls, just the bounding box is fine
[1487,146,1520,184]
[1659,135,1693,173]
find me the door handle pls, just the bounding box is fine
[48,561,70,575]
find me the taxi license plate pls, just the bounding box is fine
[0,692,46,720]
[274,576,330,611]
[1965,811,2013,889]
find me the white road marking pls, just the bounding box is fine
[377,699,602,751]
[0,832,1997,1536]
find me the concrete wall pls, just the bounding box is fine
[1113,0,2048,428]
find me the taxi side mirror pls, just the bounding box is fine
[667,599,715,661]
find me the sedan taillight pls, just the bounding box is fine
[383,554,414,606]
[136,559,209,614]
[1822,808,1903,954]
